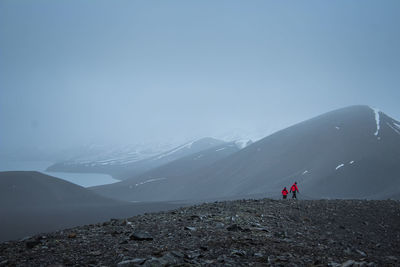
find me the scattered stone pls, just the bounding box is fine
[254,227,269,232]
[343,248,352,255]
[170,250,184,258]
[129,232,153,241]
[25,240,41,249]
[231,249,246,257]
[117,258,147,266]
[356,249,367,257]
[215,222,225,229]
[88,250,102,256]
[184,251,201,259]
[341,260,355,267]
[226,224,243,231]
[68,233,77,238]
[184,226,196,231]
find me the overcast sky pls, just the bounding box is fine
[1,0,400,151]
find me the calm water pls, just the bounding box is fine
[0,160,119,187]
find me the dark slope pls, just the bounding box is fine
[89,141,245,201]
[0,172,181,241]
[92,105,400,201]
[47,137,225,180]
[0,171,116,208]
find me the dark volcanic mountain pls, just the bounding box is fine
[90,141,251,201]
[92,105,400,201]
[47,137,226,180]
[0,172,180,242]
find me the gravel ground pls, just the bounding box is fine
[1,199,399,266]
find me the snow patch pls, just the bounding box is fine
[349,161,354,164]
[156,140,197,160]
[135,178,167,187]
[371,107,380,136]
[235,139,252,149]
[216,147,226,152]
[335,126,340,130]
[335,164,344,170]
[302,170,309,175]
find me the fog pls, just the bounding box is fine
[1,0,400,156]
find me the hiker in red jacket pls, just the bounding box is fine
[281,187,288,199]
[290,182,299,199]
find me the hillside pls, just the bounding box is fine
[184,105,400,200]
[0,172,181,242]
[1,199,399,266]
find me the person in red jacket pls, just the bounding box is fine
[281,187,288,199]
[290,182,299,199]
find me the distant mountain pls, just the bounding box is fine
[0,171,181,241]
[46,143,173,177]
[92,105,400,201]
[90,140,251,201]
[47,137,226,180]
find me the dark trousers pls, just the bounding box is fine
[292,192,297,199]
[283,195,287,199]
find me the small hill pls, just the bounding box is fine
[0,171,118,208]
[0,171,181,242]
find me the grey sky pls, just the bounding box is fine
[1,0,400,151]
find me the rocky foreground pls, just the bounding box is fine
[1,199,399,266]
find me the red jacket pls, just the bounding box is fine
[282,188,288,196]
[290,184,299,193]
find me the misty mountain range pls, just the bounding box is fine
[2,105,400,241]
[90,105,400,201]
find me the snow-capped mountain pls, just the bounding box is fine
[46,143,172,177]
[47,138,230,180]
[90,141,247,201]
[92,105,400,201]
